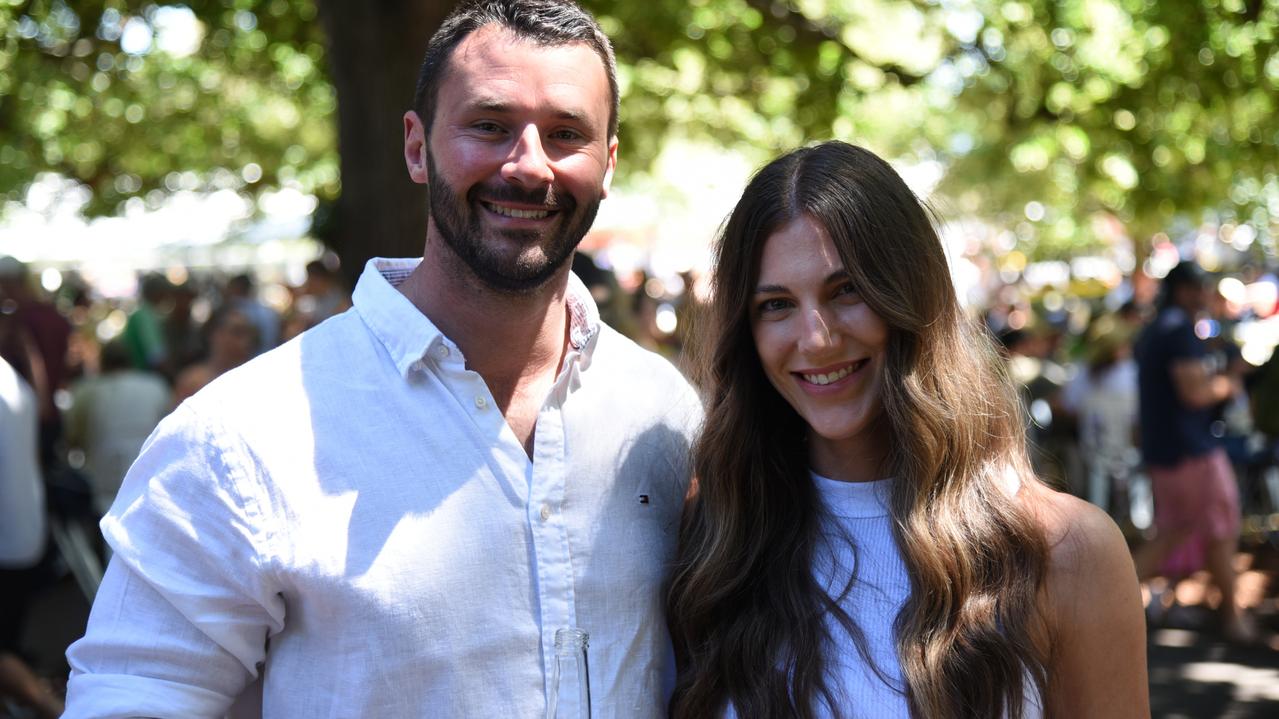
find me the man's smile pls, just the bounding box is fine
[480,201,557,220]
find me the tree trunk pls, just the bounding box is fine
[314,0,457,289]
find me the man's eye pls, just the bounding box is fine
[473,122,503,134]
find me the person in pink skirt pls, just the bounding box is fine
[1132,261,1253,642]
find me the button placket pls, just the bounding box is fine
[528,402,575,682]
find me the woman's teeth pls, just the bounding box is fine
[802,363,858,385]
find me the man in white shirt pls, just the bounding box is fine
[63,2,702,716]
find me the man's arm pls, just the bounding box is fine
[1170,357,1236,410]
[63,404,284,719]
[65,559,261,718]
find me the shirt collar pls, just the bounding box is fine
[352,257,602,379]
[564,270,600,352]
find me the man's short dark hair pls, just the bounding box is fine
[412,0,619,140]
[227,273,254,294]
[1160,260,1209,307]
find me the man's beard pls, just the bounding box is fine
[427,152,601,294]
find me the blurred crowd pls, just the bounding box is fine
[989,268,1279,532]
[1,255,355,501]
[0,254,355,717]
[3,248,1279,715]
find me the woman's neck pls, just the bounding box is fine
[808,420,890,483]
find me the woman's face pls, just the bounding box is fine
[211,310,258,365]
[749,215,889,480]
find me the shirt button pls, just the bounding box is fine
[409,360,424,373]
[475,396,487,409]
[436,345,449,359]
[539,503,552,521]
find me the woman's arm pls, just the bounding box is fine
[1034,488,1150,718]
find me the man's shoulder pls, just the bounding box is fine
[586,325,703,436]
[592,324,695,391]
[184,311,369,418]
[1138,309,1192,354]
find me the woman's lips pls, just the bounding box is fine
[794,358,868,388]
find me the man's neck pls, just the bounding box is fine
[1170,299,1200,320]
[397,237,571,412]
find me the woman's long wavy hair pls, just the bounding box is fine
[668,141,1050,718]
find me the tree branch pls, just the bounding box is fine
[740,0,926,86]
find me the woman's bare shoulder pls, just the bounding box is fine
[1021,480,1130,577]
[1019,480,1150,716]
[1019,480,1142,638]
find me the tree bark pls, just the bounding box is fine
[314,0,457,289]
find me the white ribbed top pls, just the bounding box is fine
[724,475,1042,718]
[810,473,1043,719]
[810,473,913,718]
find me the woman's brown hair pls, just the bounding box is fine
[668,141,1049,718]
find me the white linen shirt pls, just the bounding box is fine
[65,258,702,718]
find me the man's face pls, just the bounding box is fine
[1175,280,1211,314]
[413,25,617,294]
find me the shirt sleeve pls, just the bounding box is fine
[1166,319,1206,362]
[64,402,285,718]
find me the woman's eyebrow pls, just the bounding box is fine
[755,270,849,294]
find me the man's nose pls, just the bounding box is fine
[502,125,554,188]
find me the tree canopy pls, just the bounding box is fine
[1,0,334,217]
[2,0,1276,268]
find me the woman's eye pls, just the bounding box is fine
[757,298,790,314]
[834,282,860,299]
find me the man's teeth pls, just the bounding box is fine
[802,364,856,385]
[487,203,550,220]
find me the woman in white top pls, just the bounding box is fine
[667,142,1148,718]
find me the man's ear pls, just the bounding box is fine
[404,111,429,185]
[600,136,618,198]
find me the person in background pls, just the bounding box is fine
[65,340,172,517]
[1132,261,1255,642]
[161,280,205,380]
[668,142,1146,718]
[0,349,63,719]
[296,259,351,324]
[171,305,260,405]
[0,256,72,465]
[998,325,1073,490]
[63,2,701,717]
[121,274,170,374]
[223,273,280,354]
[1059,317,1141,514]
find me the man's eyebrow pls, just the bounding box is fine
[464,98,514,114]
[551,108,590,124]
[462,99,591,124]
